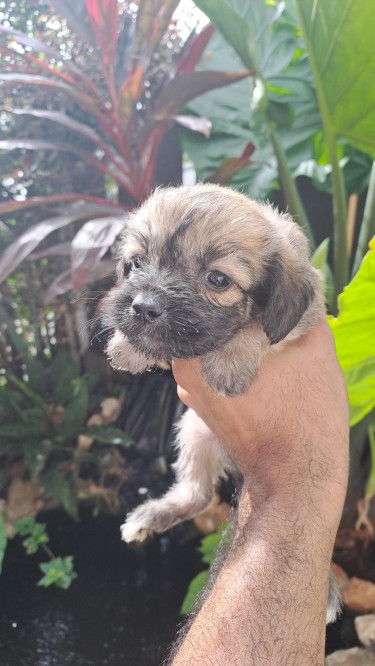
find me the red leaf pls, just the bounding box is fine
[175,25,215,76]
[71,217,124,289]
[0,203,118,283]
[0,139,134,191]
[45,0,95,47]
[0,194,127,215]
[28,243,72,261]
[163,115,212,137]
[241,141,255,160]
[0,73,98,114]
[8,109,106,147]
[205,142,257,185]
[156,69,253,117]
[86,0,118,64]
[0,24,81,74]
[44,260,116,303]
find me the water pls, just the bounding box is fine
[0,512,202,666]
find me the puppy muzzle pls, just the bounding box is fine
[131,293,165,323]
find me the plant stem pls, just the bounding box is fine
[268,130,315,248]
[329,134,348,310]
[41,542,56,560]
[352,161,375,277]
[295,1,348,314]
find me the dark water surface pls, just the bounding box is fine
[0,512,202,666]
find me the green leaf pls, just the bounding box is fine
[311,238,329,273]
[51,354,80,405]
[0,513,7,575]
[328,236,375,426]
[14,516,39,537]
[38,556,77,590]
[296,0,375,160]
[311,237,334,311]
[24,357,48,397]
[183,4,320,201]
[41,469,79,521]
[23,440,53,478]
[180,570,209,615]
[85,425,134,447]
[58,378,89,441]
[198,531,223,565]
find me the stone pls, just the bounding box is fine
[100,397,121,424]
[326,647,375,665]
[355,614,375,647]
[343,578,375,613]
[77,435,94,450]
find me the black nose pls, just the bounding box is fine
[131,294,165,322]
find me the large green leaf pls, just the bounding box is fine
[296,0,375,160]
[180,570,209,616]
[328,237,375,426]
[184,2,320,200]
[41,469,79,520]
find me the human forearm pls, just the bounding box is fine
[171,476,336,666]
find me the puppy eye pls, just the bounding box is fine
[204,270,231,290]
[131,255,143,269]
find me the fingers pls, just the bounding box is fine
[172,358,207,411]
[172,358,203,391]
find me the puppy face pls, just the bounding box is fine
[103,184,316,364]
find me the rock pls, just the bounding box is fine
[77,435,94,450]
[355,614,375,647]
[5,478,43,535]
[332,562,349,591]
[100,397,122,424]
[326,647,375,665]
[343,578,375,612]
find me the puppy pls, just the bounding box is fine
[102,183,340,623]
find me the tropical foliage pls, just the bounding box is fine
[186,0,375,305]
[0,0,250,297]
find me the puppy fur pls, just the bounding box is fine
[102,183,339,623]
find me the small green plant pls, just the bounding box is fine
[0,347,133,587]
[181,526,225,615]
[13,516,77,589]
[38,557,77,590]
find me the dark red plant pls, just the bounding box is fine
[0,0,251,298]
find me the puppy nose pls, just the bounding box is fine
[131,294,165,322]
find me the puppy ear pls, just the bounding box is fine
[258,253,316,345]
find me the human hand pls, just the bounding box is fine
[172,319,349,521]
[170,321,349,665]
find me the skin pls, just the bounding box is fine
[169,320,349,666]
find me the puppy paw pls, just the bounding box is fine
[120,501,159,543]
[120,518,153,544]
[202,356,253,396]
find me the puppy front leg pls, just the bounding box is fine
[202,325,269,397]
[121,408,235,543]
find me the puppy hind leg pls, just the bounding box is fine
[121,409,233,543]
